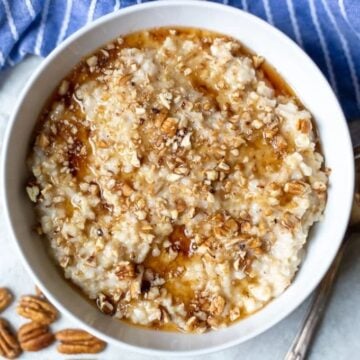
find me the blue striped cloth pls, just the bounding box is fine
[0,0,359,120]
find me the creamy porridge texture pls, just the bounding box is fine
[27,28,329,333]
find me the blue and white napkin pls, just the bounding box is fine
[0,0,359,119]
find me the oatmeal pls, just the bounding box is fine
[27,28,328,333]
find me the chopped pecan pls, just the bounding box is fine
[58,80,69,96]
[239,210,251,221]
[281,212,299,231]
[114,261,136,280]
[26,185,40,203]
[115,302,128,319]
[263,126,278,140]
[206,170,218,181]
[240,221,251,234]
[36,133,50,149]
[248,237,263,250]
[97,140,109,148]
[217,161,230,172]
[55,329,106,354]
[121,182,134,197]
[0,318,21,359]
[284,180,308,195]
[86,55,98,68]
[224,218,239,233]
[207,315,221,328]
[185,316,207,333]
[159,306,171,323]
[59,255,71,268]
[161,117,178,137]
[130,279,141,299]
[208,295,225,316]
[85,254,97,267]
[118,74,132,85]
[16,295,58,324]
[96,293,116,315]
[0,289,12,313]
[174,165,189,175]
[211,212,223,224]
[312,181,327,193]
[175,199,187,213]
[18,322,54,351]
[213,226,227,238]
[252,55,264,68]
[297,119,312,134]
[154,108,169,127]
[272,134,287,152]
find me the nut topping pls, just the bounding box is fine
[297,119,311,133]
[96,293,116,315]
[208,295,225,316]
[281,212,299,231]
[114,261,136,280]
[175,198,187,213]
[284,181,308,195]
[272,134,288,152]
[55,329,106,354]
[206,170,218,181]
[26,185,40,203]
[312,181,327,192]
[161,117,178,137]
[36,133,50,149]
[0,318,21,359]
[121,183,134,197]
[16,295,58,324]
[18,322,54,352]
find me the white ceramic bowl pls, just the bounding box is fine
[1,0,354,356]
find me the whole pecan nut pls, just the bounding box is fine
[18,322,54,352]
[0,289,13,313]
[55,329,106,354]
[16,295,58,324]
[0,318,21,359]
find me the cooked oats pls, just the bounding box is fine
[27,28,328,333]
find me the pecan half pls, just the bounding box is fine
[16,296,58,324]
[18,322,54,351]
[55,329,106,354]
[0,289,13,313]
[0,318,21,359]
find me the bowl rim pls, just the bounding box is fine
[1,0,354,356]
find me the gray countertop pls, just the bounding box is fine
[0,56,359,360]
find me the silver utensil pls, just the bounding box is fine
[284,120,360,360]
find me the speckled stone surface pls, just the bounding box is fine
[0,56,359,360]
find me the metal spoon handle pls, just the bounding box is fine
[284,237,349,360]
